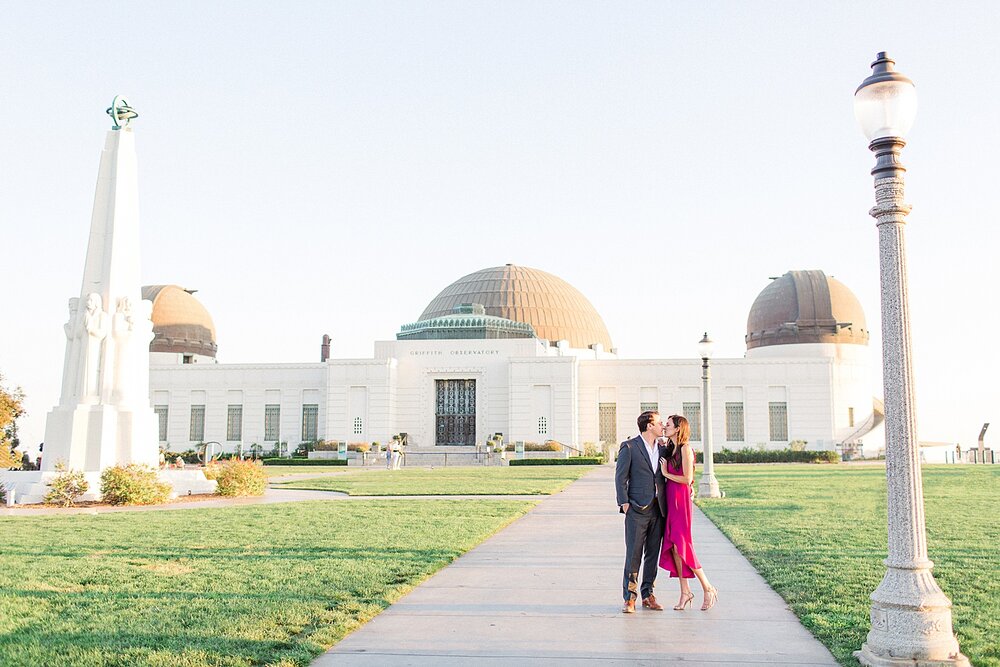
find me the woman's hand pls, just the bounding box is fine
[659,457,668,475]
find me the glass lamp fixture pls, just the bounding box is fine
[854,52,917,141]
[698,332,714,360]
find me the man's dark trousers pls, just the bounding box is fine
[615,435,667,602]
[623,502,663,601]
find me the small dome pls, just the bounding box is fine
[746,270,868,350]
[399,303,537,341]
[418,265,613,349]
[142,285,217,357]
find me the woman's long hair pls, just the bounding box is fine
[665,414,691,467]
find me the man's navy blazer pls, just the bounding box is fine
[614,435,667,516]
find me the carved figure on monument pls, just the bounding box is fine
[82,293,109,401]
[111,296,154,405]
[60,297,82,402]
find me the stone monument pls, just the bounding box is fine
[42,96,159,476]
[1,97,215,503]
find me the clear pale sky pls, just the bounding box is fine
[1,1,997,452]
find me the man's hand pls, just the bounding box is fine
[621,503,630,514]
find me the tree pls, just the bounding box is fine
[0,373,26,469]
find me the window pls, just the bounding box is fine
[598,402,617,445]
[182,355,193,364]
[769,402,788,442]
[189,405,206,442]
[353,416,363,435]
[227,404,243,441]
[725,402,744,442]
[154,405,168,442]
[640,402,658,414]
[682,402,701,441]
[848,407,855,428]
[538,416,548,435]
[264,404,280,441]
[302,404,319,441]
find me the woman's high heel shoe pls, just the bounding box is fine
[701,587,718,611]
[673,592,694,611]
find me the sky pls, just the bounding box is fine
[1,1,997,452]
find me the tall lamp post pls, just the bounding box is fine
[697,333,720,498]
[853,53,968,667]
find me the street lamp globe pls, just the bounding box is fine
[698,332,714,360]
[854,52,917,141]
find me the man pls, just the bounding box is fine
[615,410,668,613]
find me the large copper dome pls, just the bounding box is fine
[746,270,868,351]
[418,265,613,349]
[142,285,218,357]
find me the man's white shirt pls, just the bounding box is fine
[639,433,658,478]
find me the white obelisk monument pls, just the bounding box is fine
[42,96,159,474]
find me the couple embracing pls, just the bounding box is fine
[615,411,717,614]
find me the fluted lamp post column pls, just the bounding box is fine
[697,332,720,498]
[853,52,968,667]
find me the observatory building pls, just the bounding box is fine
[147,264,881,453]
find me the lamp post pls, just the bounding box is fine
[853,53,968,667]
[697,332,720,498]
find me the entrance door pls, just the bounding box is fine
[436,379,476,446]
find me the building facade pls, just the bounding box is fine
[148,265,882,454]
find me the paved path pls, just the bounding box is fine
[314,465,837,666]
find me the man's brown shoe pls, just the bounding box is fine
[622,599,636,614]
[642,594,664,611]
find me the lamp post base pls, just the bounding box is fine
[698,472,721,498]
[854,565,969,667]
[855,645,969,667]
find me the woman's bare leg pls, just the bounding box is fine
[691,567,711,592]
[670,547,693,608]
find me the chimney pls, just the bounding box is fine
[321,334,331,362]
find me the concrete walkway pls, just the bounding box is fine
[314,465,837,666]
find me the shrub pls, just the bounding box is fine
[518,442,561,452]
[100,464,172,506]
[210,459,267,497]
[1,445,23,469]
[313,440,337,451]
[509,457,603,466]
[261,458,347,466]
[0,483,6,504]
[694,447,840,464]
[347,442,370,453]
[293,440,317,457]
[44,461,89,507]
[583,442,610,463]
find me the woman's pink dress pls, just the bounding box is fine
[658,457,701,577]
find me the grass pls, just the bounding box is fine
[0,499,534,666]
[274,465,595,495]
[696,464,1000,666]
[262,466,350,478]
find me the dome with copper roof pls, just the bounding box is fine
[141,285,218,357]
[745,270,868,351]
[415,265,613,349]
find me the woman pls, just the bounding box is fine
[658,414,718,611]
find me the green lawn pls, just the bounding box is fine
[275,465,595,495]
[0,499,534,667]
[263,465,350,478]
[696,464,1000,667]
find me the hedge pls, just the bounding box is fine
[694,448,840,464]
[205,459,268,496]
[508,457,603,466]
[260,458,347,466]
